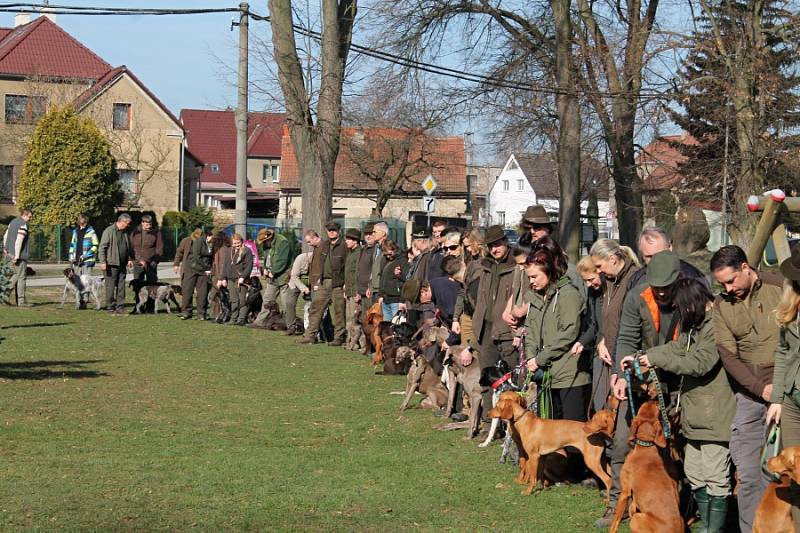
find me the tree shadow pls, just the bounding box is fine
[1,322,73,329]
[0,359,109,381]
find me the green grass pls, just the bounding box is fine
[0,289,610,532]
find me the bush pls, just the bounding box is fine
[162,211,185,228]
[0,254,13,304]
[183,206,214,229]
[17,107,121,227]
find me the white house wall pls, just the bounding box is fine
[488,165,537,227]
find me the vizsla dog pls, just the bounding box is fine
[397,326,449,411]
[436,344,484,439]
[609,401,683,533]
[487,392,612,498]
[361,302,385,364]
[753,446,800,533]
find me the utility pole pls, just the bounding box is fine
[234,2,249,236]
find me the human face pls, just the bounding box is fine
[465,239,480,258]
[488,240,508,260]
[232,238,242,250]
[714,264,754,300]
[364,231,375,246]
[345,238,358,250]
[432,224,446,244]
[581,270,602,290]
[639,236,670,265]
[592,254,623,278]
[21,211,32,222]
[414,238,431,253]
[142,220,152,231]
[384,249,396,261]
[525,263,550,291]
[443,239,461,257]
[514,253,527,270]
[116,219,130,230]
[305,235,320,248]
[530,224,551,241]
[420,285,432,304]
[652,283,675,309]
[373,228,386,242]
[327,229,339,241]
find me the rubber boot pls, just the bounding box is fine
[693,487,709,533]
[707,495,728,533]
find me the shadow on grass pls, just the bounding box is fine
[1,321,73,329]
[0,359,109,380]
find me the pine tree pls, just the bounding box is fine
[668,0,800,236]
[17,107,122,227]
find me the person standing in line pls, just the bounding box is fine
[253,228,294,327]
[130,214,163,286]
[283,235,316,336]
[711,245,783,533]
[343,228,362,350]
[180,227,212,320]
[97,213,134,315]
[225,233,253,326]
[3,208,32,306]
[368,222,389,304]
[379,240,407,321]
[68,213,98,276]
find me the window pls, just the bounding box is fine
[112,103,131,130]
[0,165,13,203]
[262,161,280,183]
[502,180,509,192]
[118,169,137,201]
[517,179,525,191]
[497,211,505,225]
[508,159,518,170]
[210,163,220,174]
[5,94,47,124]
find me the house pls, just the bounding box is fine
[487,154,612,235]
[637,134,725,248]
[277,127,469,229]
[179,109,285,218]
[0,13,198,220]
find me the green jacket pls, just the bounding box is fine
[615,282,673,372]
[647,314,735,442]
[189,236,212,274]
[344,246,361,298]
[771,319,800,405]
[524,278,589,389]
[266,233,293,285]
[98,225,132,267]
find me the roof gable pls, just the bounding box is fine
[180,109,286,184]
[0,17,111,80]
[506,153,609,200]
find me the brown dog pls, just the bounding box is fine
[361,302,385,364]
[609,401,683,533]
[397,326,449,411]
[753,446,800,533]
[437,344,484,438]
[487,392,612,498]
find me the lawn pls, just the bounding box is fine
[0,288,610,532]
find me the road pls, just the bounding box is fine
[27,265,180,287]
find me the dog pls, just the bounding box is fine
[753,446,800,533]
[133,283,182,315]
[380,322,416,375]
[243,278,263,323]
[60,267,102,310]
[362,302,385,362]
[397,325,451,411]
[477,360,520,450]
[609,401,683,533]
[346,300,366,351]
[435,344,485,439]
[487,392,612,498]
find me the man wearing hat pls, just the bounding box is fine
[343,228,363,350]
[521,204,556,242]
[252,227,295,328]
[470,224,519,427]
[299,221,348,345]
[598,250,685,527]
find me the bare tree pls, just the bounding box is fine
[268,0,356,234]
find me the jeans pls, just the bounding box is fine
[382,302,400,321]
[730,393,770,532]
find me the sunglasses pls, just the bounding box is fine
[443,244,460,251]
[364,231,374,235]
[531,224,550,231]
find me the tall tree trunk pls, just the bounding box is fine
[551,0,581,261]
[269,0,355,235]
[612,117,643,249]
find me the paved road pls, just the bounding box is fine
[27,265,180,287]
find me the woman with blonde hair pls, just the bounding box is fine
[588,238,640,389]
[225,233,254,326]
[767,246,800,526]
[574,255,608,412]
[462,227,485,264]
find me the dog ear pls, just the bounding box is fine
[434,327,449,345]
[627,417,642,445]
[653,420,668,448]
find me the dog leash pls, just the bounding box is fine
[646,365,671,441]
[761,423,782,482]
[623,366,636,418]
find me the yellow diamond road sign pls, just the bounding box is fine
[422,174,438,196]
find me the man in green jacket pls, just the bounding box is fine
[98,213,134,314]
[343,228,362,351]
[252,228,294,328]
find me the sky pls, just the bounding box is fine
[0,1,250,114]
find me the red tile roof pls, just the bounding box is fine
[0,17,111,79]
[280,127,467,194]
[180,109,286,185]
[638,134,698,191]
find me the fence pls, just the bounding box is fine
[16,218,408,263]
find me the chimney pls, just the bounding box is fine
[14,12,31,27]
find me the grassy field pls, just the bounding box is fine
[0,288,611,532]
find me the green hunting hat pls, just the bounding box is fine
[363,222,375,233]
[325,220,341,231]
[484,225,507,245]
[411,227,431,239]
[647,250,680,288]
[345,228,361,241]
[523,204,555,225]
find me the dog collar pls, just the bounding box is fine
[492,373,512,390]
[634,439,655,447]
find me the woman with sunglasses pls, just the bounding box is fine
[378,240,407,321]
[441,231,463,258]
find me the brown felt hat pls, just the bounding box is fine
[257,228,275,243]
[484,225,507,245]
[523,204,556,225]
[345,228,361,241]
[363,222,375,233]
[325,220,341,231]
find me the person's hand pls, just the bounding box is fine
[99,263,107,271]
[610,373,618,387]
[398,303,407,311]
[637,353,651,368]
[127,260,134,268]
[620,355,634,370]
[205,270,211,276]
[762,384,773,403]
[597,338,613,366]
[394,266,402,277]
[766,403,782,425]
[512,336,521,348]
[613,378,628,400]
[366,288,372,299]
[173,265,180,274]
[139,260,146,267]
[313,285,319,291]
[570,342,583,356]
[451,321,461,334]
[501,309,516,326]
[460,347,473,367]
[527,358,539,372]
[303,288,310,295]
[511,304,528,319]
[354,293,361,303]
[237,277,245,287]
[267,271,274,279]
[378,297,384,304]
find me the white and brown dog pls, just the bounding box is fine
[132,283,182,314]
[60,267,103,310]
